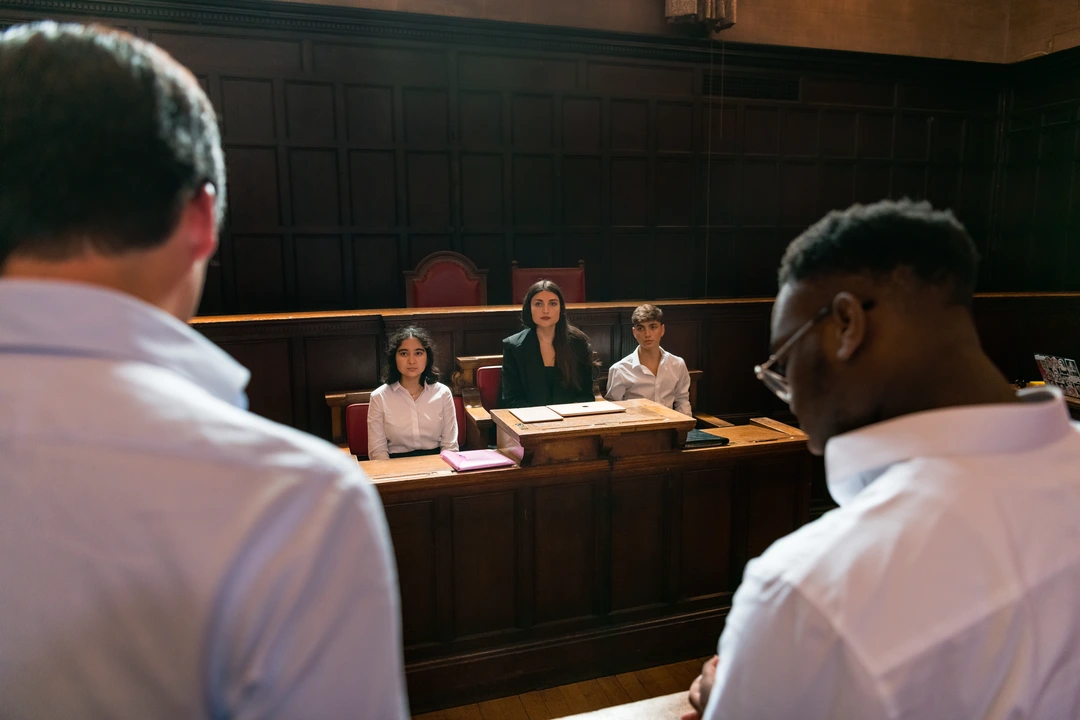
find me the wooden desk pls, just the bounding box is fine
[492,399,698,465]
[1067,396,1080,420]
[702,416,804,446]
[359,453,518,485]
[365,419,811,712]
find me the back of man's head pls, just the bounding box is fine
[778,199,979,307]
[0,23,226,266]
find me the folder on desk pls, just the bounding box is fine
[510,406,563,423]
[440,449,517,472]
[548,400,626,417]
[684,428,730,447]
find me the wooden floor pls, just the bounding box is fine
[413,657,709,720]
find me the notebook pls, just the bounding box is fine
[510,406,564,423]
[1035,354,1080,399]
[684,428,730,447]
[440,449,517,472]
[548,400,627,417]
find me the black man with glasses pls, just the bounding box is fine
[684,200,1080,720]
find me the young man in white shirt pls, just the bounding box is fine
[685,200,1080,720]
[605,304,692,416]
[0,23,407,719]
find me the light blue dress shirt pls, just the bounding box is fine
[0,279,408,719]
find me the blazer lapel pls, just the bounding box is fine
[521,329,543,399]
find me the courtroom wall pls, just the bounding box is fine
[996,49,1080,291]
[1008,0,1080,62]
[0,0,1016,315]
[282,0,1011,63]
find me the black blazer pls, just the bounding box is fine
[500,328,594,408]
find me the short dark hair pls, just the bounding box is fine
[631,304,663,325]
[383,326,440,385]
[778,200,979,305]
[0,23,226,265]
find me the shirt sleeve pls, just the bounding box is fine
[439,386,458,452]
[673,359,692,417]
[213,471,410,720]
[366,390,390,461]
[605,363,627,401]
[701,562,886,720]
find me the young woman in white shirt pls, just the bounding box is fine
[367,326,459,460]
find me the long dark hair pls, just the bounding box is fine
[521,280,592,391]
[383,326,440,385]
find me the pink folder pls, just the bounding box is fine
[439,449,517,472]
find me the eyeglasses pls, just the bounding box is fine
[754,299,875,404]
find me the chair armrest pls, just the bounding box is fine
[695,412,734,429]
[464,405,493,449]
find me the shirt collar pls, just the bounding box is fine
[631,346,668,369]
[0,279,250,408]
[391,381,428,396]
[825,387,1074,506]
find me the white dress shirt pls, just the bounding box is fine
[605,346,692,416]
[0,279,408,720]
[367,381,458,460]
[703,388,1080,720]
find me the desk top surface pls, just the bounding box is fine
[355,417,805,488]
[491,399,696,442]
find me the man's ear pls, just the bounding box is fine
[832,291,867,362]
[186,183,218,263]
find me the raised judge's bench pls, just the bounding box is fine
[361,410,811,712]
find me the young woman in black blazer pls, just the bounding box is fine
[500,280,595,408]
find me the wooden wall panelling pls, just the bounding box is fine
[384,500,439,647]
[217,339,295,426]
[303,333,382,437]
[11,0,1080,308]
[996,53,1080,292]
[375,445,806,711]
[678,465,735,601]
[609,473,668,612]
[705,311,785,419]
[450,491,518,638]
[739,457,811,573]
[533,481,597,625]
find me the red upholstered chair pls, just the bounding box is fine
[475,366,502,411]
[345,402,370,459]
[511,259,586,304]
[405,251,488,308]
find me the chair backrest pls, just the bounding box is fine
[326,389,375,446]
[405,251,488,308]
[453,395,467,448]
[475,365,502,411]
[511,259,586,304]
[345,402,370,458]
